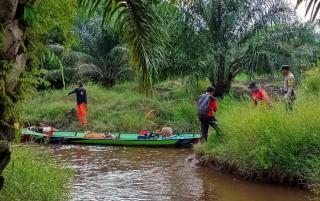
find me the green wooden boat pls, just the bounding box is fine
[21,130,201,147]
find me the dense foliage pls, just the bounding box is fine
[5,0,318,98]
[68,16,132,87]
[78,0,167,96]
[0,0,78,139]
[163,0,320,96]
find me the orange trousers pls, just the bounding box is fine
[76,103,87,124]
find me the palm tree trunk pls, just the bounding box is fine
[0,0,29,140]
[59,60,66,90]
[210,73,234,97]
[0,0,27,186]
[213,80,232,97]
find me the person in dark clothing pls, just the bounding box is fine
[197,86,221,142]
[65,81,87,125]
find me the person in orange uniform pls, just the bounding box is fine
[248,82,272,108]
[65,81,87,125]
[197,86,221,142]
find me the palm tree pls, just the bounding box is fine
[44,16,132,88]
[296,0,319,21]
[68,46,132,87]
[41,46,67,89]
[79,0,167,96]
[185,0,296,96]
[73,16,132,86]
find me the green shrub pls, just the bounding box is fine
[303,62,320,94]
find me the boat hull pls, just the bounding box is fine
[63,138,182,146]
[21,130,200,147]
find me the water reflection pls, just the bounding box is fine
[48,145,313,201]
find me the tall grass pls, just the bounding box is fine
[21,83,199,132]
[197,65,320,192]
[0,145,74,201]
[303,65,320,94]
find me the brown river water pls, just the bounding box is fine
[47,145,315,201]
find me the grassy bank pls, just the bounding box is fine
[21,81,203,132]
[195,67,320,193]
[0,145,74,201]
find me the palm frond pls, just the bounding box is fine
[77,63,104,78]
[238,0,295,44]
[66,50,100,65]
[237,23,320,75]
[47,44,64,57]
[41,49,66,89]
[296,0,320,21]
[78,0,167,96]
[106,45,130,67]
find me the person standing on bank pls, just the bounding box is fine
[197,86,221,142]
[65,81,87,125]
[280,65,296,111]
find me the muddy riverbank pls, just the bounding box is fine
[187,153,311,189]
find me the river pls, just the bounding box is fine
[48,145,314,201]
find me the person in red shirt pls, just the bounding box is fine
[248,82,272,108]
[197,86,221,142]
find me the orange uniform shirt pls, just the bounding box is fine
[252,88,271,106]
